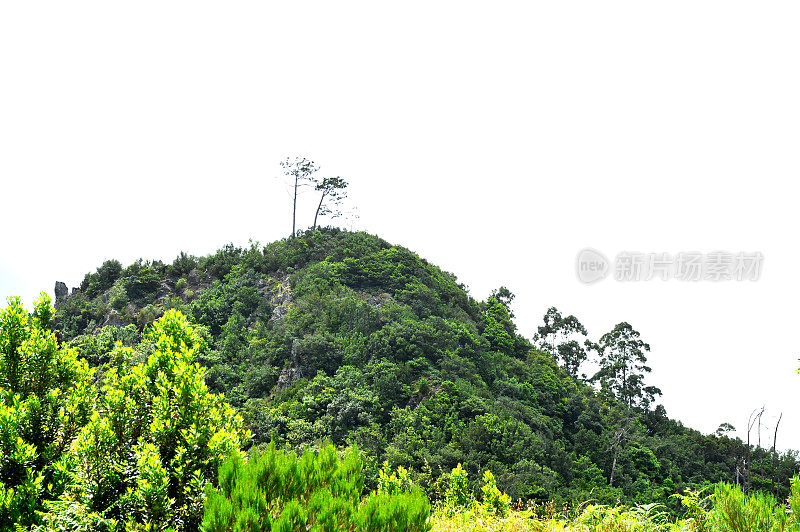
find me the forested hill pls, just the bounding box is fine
[53,228,798,509]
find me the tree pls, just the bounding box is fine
[533,307,589,379]
[312,176,348,230]
[280,156,319,237]
[48,309,247,532]
[588,322,661,409]
[490,286,515,317]
[0,294,93,530]
[715,422,736,437]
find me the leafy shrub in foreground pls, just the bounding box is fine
[45,309,246,532]
[0,294,92,531]
[706,481,799,532]
[358,461,431,531]
[481,470,511,518]
[203,444,431,532]
[444,464,474,511]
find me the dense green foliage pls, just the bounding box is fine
[203,443,430,531]
[0,295,92,529]
[51,228,799,515]
[36,309,246,532]
[433,478,800,531]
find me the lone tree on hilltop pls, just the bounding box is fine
[280,156,319,237]
[312,176,348,230]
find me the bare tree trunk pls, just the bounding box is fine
[313,190,327,231]
[746,408,757,493]
[758,410,764,482]
[746,407,764,494]
[772,413,783,498]
[609,445,619,487]
[292,176,299,237]
[608,427,626,487]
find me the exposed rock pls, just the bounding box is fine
[364,291,392,309]
[156,280,173,301]
[276,366,305,389]
[276,338,306,390]
[270,281,294,320]
[101,309,126,328]
[54,282,68,307]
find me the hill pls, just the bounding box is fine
[52,228,799,510]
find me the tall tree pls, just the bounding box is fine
[490,286,515,317]
[533,307,588,379]
[588,322,661,409]
[312,176,348,230]
[280,156,319,237]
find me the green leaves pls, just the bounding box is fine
[60,309,247,531]
[0,294,93,531]
[203,445,431,532]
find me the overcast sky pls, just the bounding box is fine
[1,2,798,450]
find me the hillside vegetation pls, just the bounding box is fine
[2,228,797,530]
[53,229,798,507]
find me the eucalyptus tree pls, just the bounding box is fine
[533,306,589,379]
[588,322,661,409]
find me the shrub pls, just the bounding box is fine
[357,489,432,532]
[176,277,188,292]
[203,443,363,531]
[203,445,432,532]
[50,310,246,532]
[109,279,129,311]
[0,294,93,531]
[707,482,795,532]
[481,470,511,518]
[444,464,474,510]
[172,252,199,276]
[359,461,431,531]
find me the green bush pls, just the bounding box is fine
[357,489,432,531]
[0,294,93,531]
[109,279,129,311]
[203,444,431,532]
[707,481,798,532]
[47,309,246,532]
[481,470,511,517]
[176,277,188,292]
[444,464,474,510]
[203,442,362,531]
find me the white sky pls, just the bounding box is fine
[1,2,798,450]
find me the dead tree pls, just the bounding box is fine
[771,412,783,498]
[746,407,765,493]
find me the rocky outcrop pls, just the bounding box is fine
[276,338,306,390]
[54,282,68,307]
[268,279,294,320]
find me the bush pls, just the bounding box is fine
[203,443,363,531]
[481,470,511,518]
[203,444,432,532]
[172,252,198,276]
[50,310,246,532]
[707,482,796,532]
[357,489,432,531]
[109,279,129,311]
[0,294,93,531]
[176,277,188,292]
[444,464,474,510]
